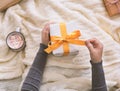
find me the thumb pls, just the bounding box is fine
[85,40,94,52]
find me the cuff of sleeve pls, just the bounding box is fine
[38,43,48,55]
[90,60,102,66]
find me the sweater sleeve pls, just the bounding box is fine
[91,61,107,91]
[21,43,48,91]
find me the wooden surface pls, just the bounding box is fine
[0,0,21,11]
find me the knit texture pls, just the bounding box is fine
[0,0,120,91]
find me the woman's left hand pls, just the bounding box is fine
[41,23,51,46]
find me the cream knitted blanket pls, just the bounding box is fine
[0,0,120,91]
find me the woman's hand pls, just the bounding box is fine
[85,38,103,63]
[41,23,51,46]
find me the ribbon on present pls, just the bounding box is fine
[44,23,85,55]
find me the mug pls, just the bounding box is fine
[6,27,26,51]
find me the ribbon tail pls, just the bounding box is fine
[68,39,85,45]
[44,41,63,53]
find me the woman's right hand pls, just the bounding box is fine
[85,38,103,63]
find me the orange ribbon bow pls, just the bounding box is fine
[44,23,85,55]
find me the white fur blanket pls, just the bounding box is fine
[0,0,120,91]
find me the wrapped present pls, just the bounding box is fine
[103,0,120,16]
[45,22,85,56]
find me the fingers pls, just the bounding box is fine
[90,38,103,49]
[86,38,103,48]
[85,39,94,52]
[41,22,55,45]
[85,38,103,56]
[43,24,50,33]
[85,38,103,63]
[42,22,55,33]
[42,23,52,35]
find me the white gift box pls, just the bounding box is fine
[50,22,84,56]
